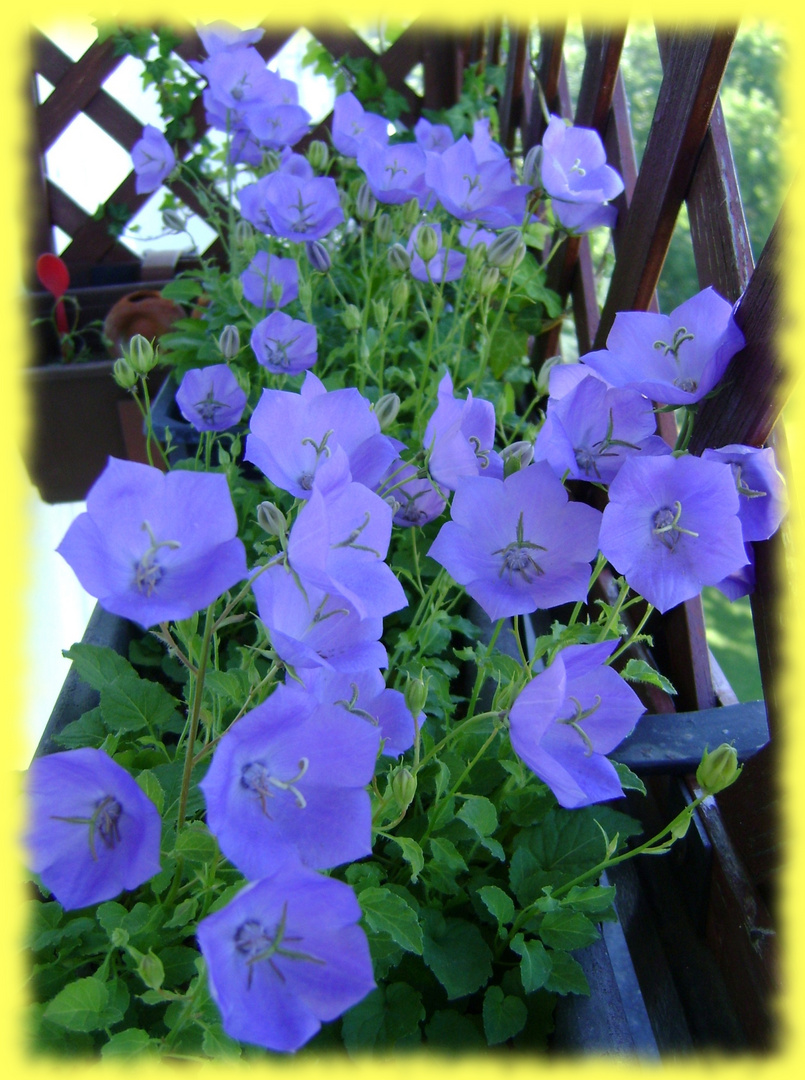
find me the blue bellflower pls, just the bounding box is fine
[25,748,162,909]
[57,458,248,628]
[175,364,247,432]
[196,862,375,1052]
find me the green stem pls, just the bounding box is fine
[176,604,216,831]
[420,724,503,845]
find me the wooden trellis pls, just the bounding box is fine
[28,18,787,1049]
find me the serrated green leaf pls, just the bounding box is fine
[100,1028,156,1057]
[174,821,218,865]
[482,985,528,1045]
[621,658,677,695]
[563,884,618,916]
[388,835,424,883]
[510,934,552,993]
[135,770,165,814]
[539,910,599,951]
[478,885,515,930]
[53,707,108,749]
[100,674,180,736]
[62,643,135,691]
[613,759,647,795]
[359,887,423,955]
[429,836,468,873]
[457,795,498,837]
[44,977,110,1031]
[341,982,424,1052]
[421,914,493,999]
[202,1024,242,1058]
[544,950,590,995]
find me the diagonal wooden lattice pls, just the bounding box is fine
[28,18,466,271]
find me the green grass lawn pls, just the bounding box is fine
[701,587,763,702]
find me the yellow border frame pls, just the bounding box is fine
[3,2,802,1077]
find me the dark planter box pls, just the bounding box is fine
[35,602,774,1053]
[24,279,173,503]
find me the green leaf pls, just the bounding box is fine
[164,897,199,929]
[53,707,107,749]
[341,983,424,1052]
[478,885,515,931]
[135,770,165,814]
[202,1024,242,1058]
[388,835,424,883]
[174,820,218,865]
[621,658,677,695]
[359,887,423,955]
[62,643,135,690]
[544,950,590,996]
[510,934,552,993]
[100,1028,156,1057]
[482,985,528,1045]
[425,1009,485,1049]
[539,910,600,951]
[100,674,180,736]
[429,836,468,874]
[457,795,498,837]
[613,760,647,795]
[421,913,493,1000]
[44,977,117,1032]
[563,884,618,917]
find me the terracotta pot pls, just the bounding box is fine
[103,289,185,357]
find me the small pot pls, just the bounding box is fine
[103,289,185,357]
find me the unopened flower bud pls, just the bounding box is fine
[257,501,287,538]
[376,212,393,244]
[162,208,186,233]
[305,239,331,274]
[372,298,389,331]
[218,324,240,359]
[233,219,255,259]
[487,228,526,270]
[342,304,362,332]
[404,676,428,719]
[467,242,488,271]
[125,334,157,375]
[390,766,417,813]
[478,266,500,295]
[402,198,420,226]
[113,357,137,389]
[696,744,742,796]
[132,948,164,991]
[307,139,329,171]
[522,144,543,186]
[355,181,377,222]
[264,149,281,172]
[388,243,411,273]
[391,278,410,311]
[414,225,439,264]
[501,441,534,476]
[374,392,400,430]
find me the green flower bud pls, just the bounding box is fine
[466,242,488,271]
[233,219,255,256]
[113,357,137,389]
[374,392,400,430]
[501,440,534,476]
[307,139,329,171]
[414,224,439,264]
[487,228,526,270]
[402,197,420,226]
[404,675,428,719]
[478,266,501,295]
[388,243,411,274]
[522,144,543,187]
[696,744,743,796]
[355,181,377,222]
[218,324,240,359]
[162,208,186,233]
[132,948,165,991]
[390,766,417,813]
[376,212,393,244]
[125,333,157,375]
[257,501,287,538]
[372,298,389,332]
[391,277,410,311]
[264,149,282,172]
[342,304,362,332]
